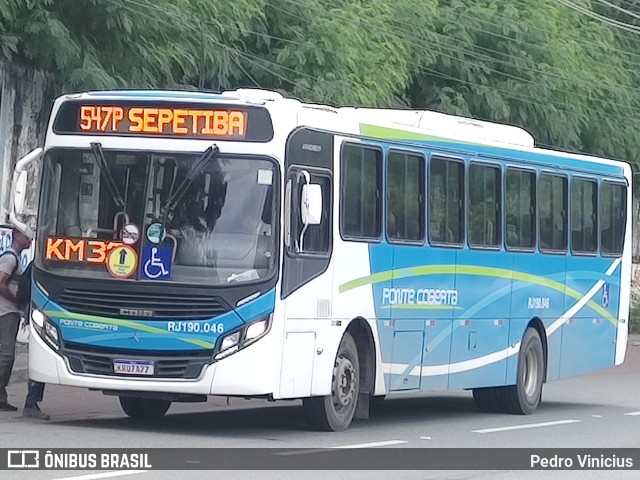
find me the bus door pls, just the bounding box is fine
[280,128,333,398]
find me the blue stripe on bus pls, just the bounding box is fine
[32,284,275,352]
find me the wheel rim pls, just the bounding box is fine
[523,346,540,399]
[332,354,357,414]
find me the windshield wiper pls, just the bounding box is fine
[160,144,220,223]
[90,142,126,209]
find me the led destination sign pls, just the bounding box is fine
[46,237,123,264]
[80,106,246,136]
[53,99,274,141]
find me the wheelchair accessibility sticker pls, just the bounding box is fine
[141,246,172,280]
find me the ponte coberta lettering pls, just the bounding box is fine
[382,287,458,306]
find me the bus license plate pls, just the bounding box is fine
[113,360,154,376]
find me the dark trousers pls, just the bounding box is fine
[0,312,20,404]
[25,380,45,407]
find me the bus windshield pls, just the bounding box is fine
[37,148,278,286]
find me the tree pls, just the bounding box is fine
[1,0,640,166]
[409,0,640,166]
[0,0,265,90]
[247,0,438,106]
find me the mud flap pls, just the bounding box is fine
[354,392,370,420]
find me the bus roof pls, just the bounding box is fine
[59,88,629,177]
[339,107,535,148]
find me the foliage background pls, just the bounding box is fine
[4,0,640,166]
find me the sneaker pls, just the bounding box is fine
[0,402,18,412]
[23,404,50,421]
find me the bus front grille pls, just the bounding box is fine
[63,343,212,379]
[56,288,229,320]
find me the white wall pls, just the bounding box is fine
[0,62,59,222]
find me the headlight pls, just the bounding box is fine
[245,317,269,344]
[31,308,60,351]
[220,332,241,352]
[31,309,44,328]
[214,314,272,360]
[44,321,59,345]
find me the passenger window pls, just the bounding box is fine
[600,182,626,256]
[468,163,500,247]
[505,168,536,249]
[571,178,597,253]
[429,157,464,245]
[341,144,382,240]
[387,151,425,243]
[539,173,567,252]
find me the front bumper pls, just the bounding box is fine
[29,324,277,396]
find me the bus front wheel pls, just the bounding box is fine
[504,327,545,414]
[119,397,172,419]
[303,332,359,431]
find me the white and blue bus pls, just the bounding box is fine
[12,89,631,431]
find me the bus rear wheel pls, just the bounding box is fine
[504,327,545,414]
[303,332,359,431]
[119,397,171,419]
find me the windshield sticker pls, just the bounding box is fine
[141,246,172,280]
[121,224,140,245]
[106,245,138,278]
[146,223,165,245]
[257,169,273,185]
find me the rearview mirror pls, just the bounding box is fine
[10,148,42,237]
[301,183,322,225]
[11,148,42,217]
[13,170,28,215]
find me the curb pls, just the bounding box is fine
[8,343,28,385]
[9,367,28,385]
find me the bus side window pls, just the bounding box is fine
[387,150,425,243]
[429,157,463,245]
[571,177,598,254]
[468,162,500,248]
[539,173,568,252]
[505,168,536,250]
[341,143,382,241]
[600,182,626,256]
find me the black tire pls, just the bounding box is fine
[119,397,171,419]
[472,387,504,413]
[303,332,359,431]
[503,327,545,414]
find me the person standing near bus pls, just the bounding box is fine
[0,224,32,412]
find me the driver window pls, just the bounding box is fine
[288,169,331,255]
